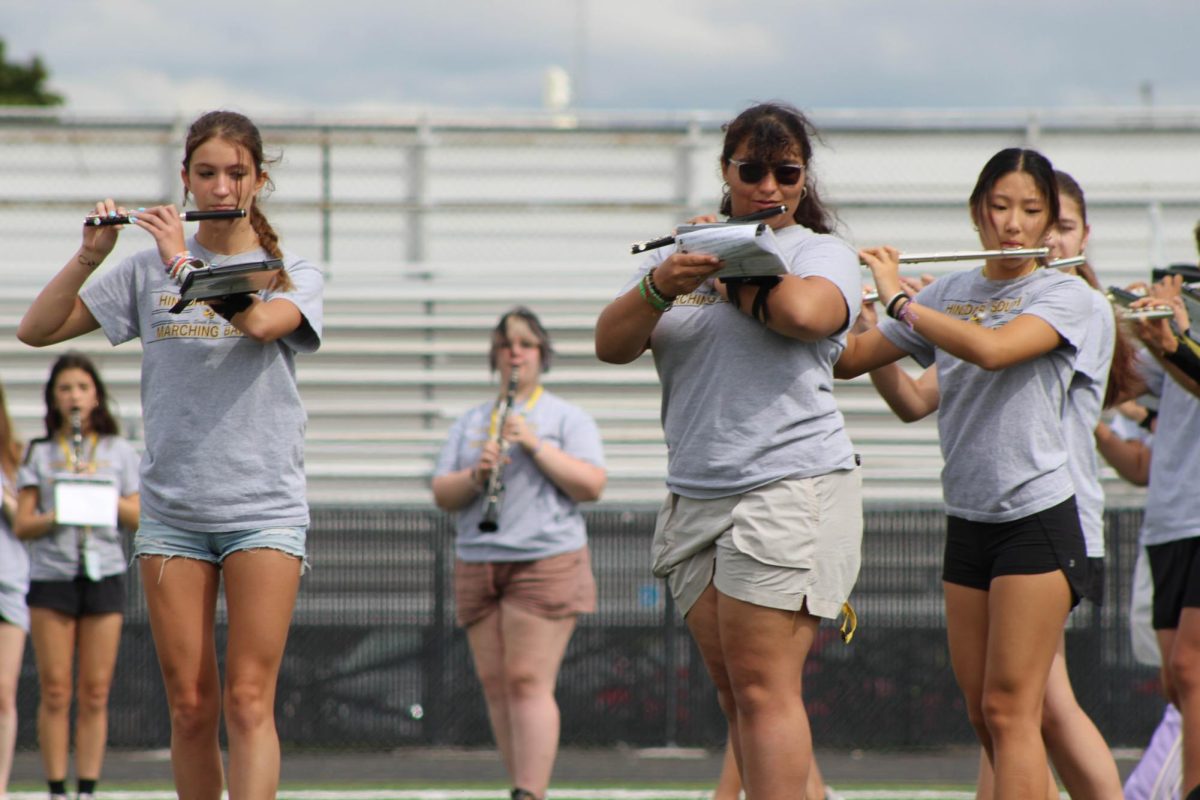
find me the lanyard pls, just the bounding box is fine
[488,385,544,439]
[58,433,99,474]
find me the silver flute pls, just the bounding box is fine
[861,253,1083,303]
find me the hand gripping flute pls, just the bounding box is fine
[478,367,520,533]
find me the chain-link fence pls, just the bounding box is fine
[14,505,1159,751]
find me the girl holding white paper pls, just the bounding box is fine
[15,352,139,800]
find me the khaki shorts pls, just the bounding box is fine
[454,547,597,627]
[651,470,863,619]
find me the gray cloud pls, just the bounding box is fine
[3,0,1197,115]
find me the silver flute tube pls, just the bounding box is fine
[894,247,1049,264]
[1117,306,1176,321]
[861,252,1080,304]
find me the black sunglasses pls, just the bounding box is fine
[729,159,805,186]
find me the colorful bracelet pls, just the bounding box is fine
[646,268,678,303]
[165,251,207,284]
[884,291,911,320]
[638,274,671,312]
[897,297,919,330]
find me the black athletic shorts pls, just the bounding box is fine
[1146,537,1200,630]
[942,496,1087,608]
[26,574,126,618]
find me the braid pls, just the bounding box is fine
[249,205,294,292]
[250,204,281,259]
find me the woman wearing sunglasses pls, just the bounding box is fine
[596,102,863,800]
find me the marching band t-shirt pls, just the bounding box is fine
[81,238,324,532]
[435,389,605,562]
[1140,354,1200,547]
[877,267,1091,522]
[1062,287,1115,557]
[0,470,30,630]
[18,436,139,580]
[622,223,862,499]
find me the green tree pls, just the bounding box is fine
[0,38,64,106]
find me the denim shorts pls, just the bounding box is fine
[133,515,308,571]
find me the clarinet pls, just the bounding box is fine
[70,409,84,473]
[478,368,520,533]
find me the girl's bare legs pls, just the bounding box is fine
[713,737,742,800]
[976,747,1057,800]
[221,549,301,800]
[1160,607,1200,793]
[1039,636,1121,799]
[73,612,122,782]
[688,583,819,800]
[946,572,1070,800]
[975,630,1118,800]
[0,622,25,798]
[140,556,224,800]
[466,602,577,798]
[715,726,829,799]
[29,608,76,787]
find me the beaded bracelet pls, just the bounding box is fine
[638,274,671,312]
[896,297,919,330]
[646,268,678,303]
[884,291,911,320]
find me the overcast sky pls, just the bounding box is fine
[3,1,1197,118]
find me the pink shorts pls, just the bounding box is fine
[454,547,597,627]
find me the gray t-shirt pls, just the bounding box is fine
[81,238,323,532]
[434,389,605,562]
[1062,288,1115,557]
[878,267,1091,522]
[18,435,140,581]
[1140,355,1200,546]
[623,224,861,499]
[0,471,29,595]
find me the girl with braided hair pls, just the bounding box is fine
[18,109,323,800]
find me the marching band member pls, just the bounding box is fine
[837,148,1093,800]
[0,380,27,800]
[432,307,605,800]
[18,110,323,800]
[596,102,864,800]
[15,354,139,800]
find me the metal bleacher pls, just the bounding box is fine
[0,259,958,508]
[5,107,1191,509]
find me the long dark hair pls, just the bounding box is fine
[1054,170,1139,408]
[968,148,1060,245]
[718,102,836,234]
[40,352,120,440]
